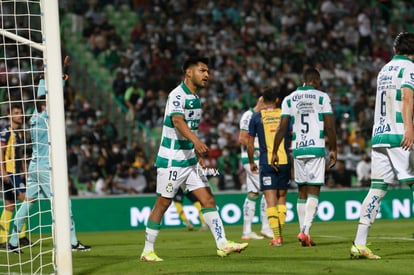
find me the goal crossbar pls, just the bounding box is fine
[0,28,45,52]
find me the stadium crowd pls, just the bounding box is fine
[2,0,412,196]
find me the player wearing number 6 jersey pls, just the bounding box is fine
[271,68,337,247]
[351,32,414,260]
[140,57,247,262]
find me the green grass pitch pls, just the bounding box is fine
[77,219,414,274]
[3,219,414,274]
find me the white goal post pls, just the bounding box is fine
[1,0,72,274]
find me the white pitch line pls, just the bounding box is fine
[316,235,414,241]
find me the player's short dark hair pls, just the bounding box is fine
[303,67,320,83]
[393,32,414,55]
[182,56,209,73]
[262,86,280,103]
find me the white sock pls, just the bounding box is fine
[203,209,227,248]
[296,199,306,232]
[354,188,386,246]
[242,196,256,235]
[260,194,270,232]
[303,195,318,235]
[354,224,370,246]
[143,228,159,253]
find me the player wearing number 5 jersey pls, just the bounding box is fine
[140,57,247,262]
[351,32,414,260]
[271,68,337,247]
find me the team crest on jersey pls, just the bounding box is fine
[166,182,173,193]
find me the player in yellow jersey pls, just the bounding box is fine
[0,104,30,248]
[247,86,291,246]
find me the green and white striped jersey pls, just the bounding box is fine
[239,108,259,165]
[372,55,414,148]
[281,86,333,159]
[155,82,201,168]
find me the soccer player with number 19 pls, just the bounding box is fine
[351,32,414,260]
[140,56,248,262]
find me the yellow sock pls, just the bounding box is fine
[0,209,13,243]
[19,221,27,239]
[174,201,190,225]
[193,201,206,225]
[277,204,287,231]
[266,207,280,238]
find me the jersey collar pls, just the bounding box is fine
[180,81,195,95]
[297,86,315,91]
[392,55,412,61]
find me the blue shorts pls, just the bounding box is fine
[2,173,26,201]
[259,164,290,191]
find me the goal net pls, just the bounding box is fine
[1,1,72,274]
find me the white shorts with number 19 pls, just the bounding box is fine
[156,165,209,198]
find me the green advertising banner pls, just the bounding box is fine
[2,188,413,232]
[70,188,413,232]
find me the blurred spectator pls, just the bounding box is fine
[125,167,147,194]
[57,1,414,194]
[124,78,145,120]
[68,176,78,196]
[218,161,241,191]
[110,162,132,194]
[327,160,353,188]
[88,26,107,57]
[138,89,161,128]
[77,100,96,125]
[75,137,96,192]
[96,115,118,141]
[356,153,371,187]
[348,127,366,151]
[357,7,373,58]
[112,69,128,105]
[335,95,355,123]
[345,143,363,175]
